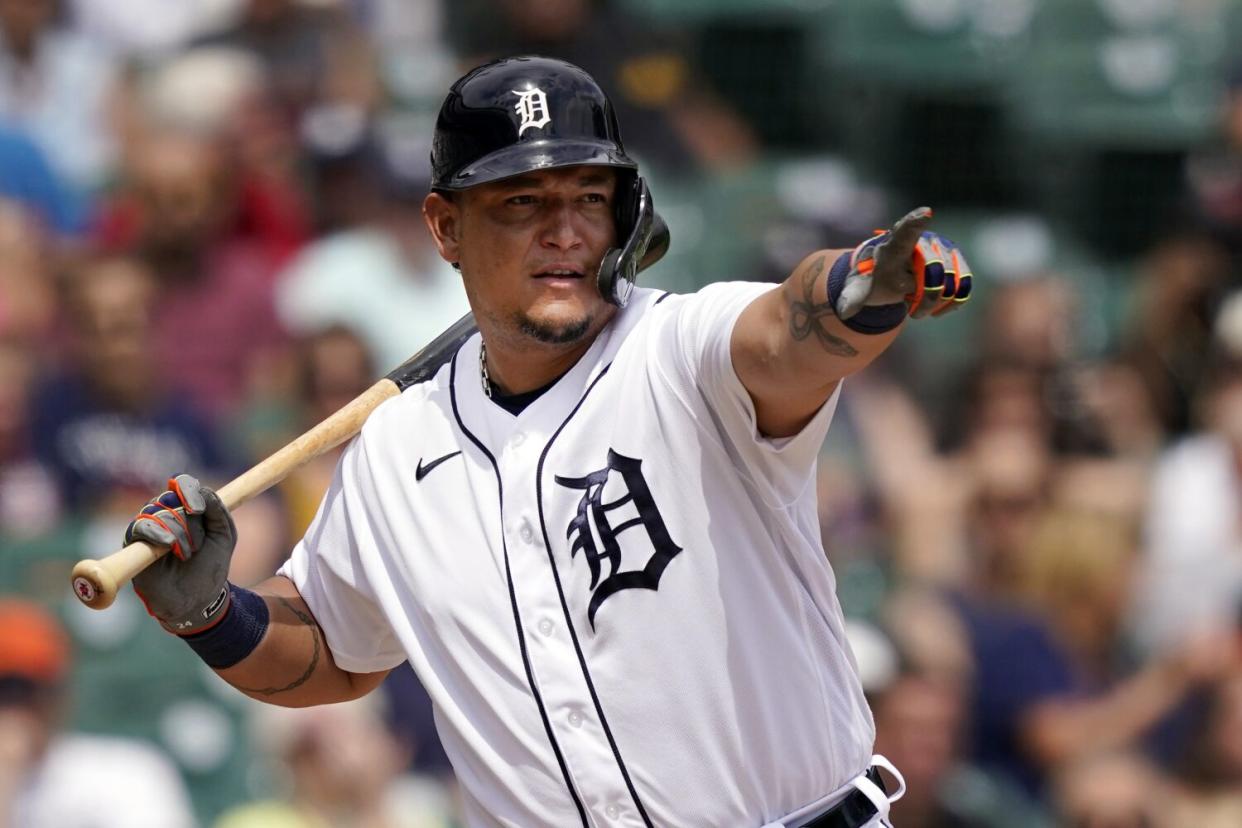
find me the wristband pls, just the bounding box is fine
[180,584,269,669]
[827,251,908,334]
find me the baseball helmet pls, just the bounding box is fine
[431,55,669,307]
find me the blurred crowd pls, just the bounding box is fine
[1,0,1242,826]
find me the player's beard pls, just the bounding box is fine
[516,312,593,345]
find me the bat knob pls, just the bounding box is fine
[71,560,119,610]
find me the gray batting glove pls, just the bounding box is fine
[126,474,237,636]
[836,207,974,320]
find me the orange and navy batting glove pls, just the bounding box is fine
[125,474,207,561]
[125,474,238,636]
[832,207,974,331]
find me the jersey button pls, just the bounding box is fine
[567,710,584,728]
[605,804,621,820]
[519,520,535,544]
[537,619,554,636]
[511,431,526,447]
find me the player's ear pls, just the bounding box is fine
[423,192,461,267]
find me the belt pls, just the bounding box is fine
[797,767,887,828]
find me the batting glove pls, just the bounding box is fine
[835,207,974,321]
[126,474,238,636]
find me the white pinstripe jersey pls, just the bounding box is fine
[278,283,875,827]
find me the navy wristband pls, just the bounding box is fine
[181,583,270,669]
[827,252,909,334]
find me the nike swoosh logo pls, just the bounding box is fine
[416,451,462,481]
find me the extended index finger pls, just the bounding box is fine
[881,206,934,260]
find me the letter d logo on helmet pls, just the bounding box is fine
[513,87,551,135]
[431,56,669,307]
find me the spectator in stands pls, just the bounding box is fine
[107,46,311,265]
[379,662,456,785]
[980,276,1077,371]
[0,0,119,202]
[0,338,58,540]
[1073,356,1166,463]
[1132,346,1242,655]
[0,198,56,347]
[945,275,1111,457]
[216,696,457,828]
[1015,510,1139,678]
[1122,230,1230,436]
[0,597,197,828]
[273,324,377,541]
[30,254,228,512]
[1052,751,1170,828]
[96,123,291,420]
[275,128,469,374]
[1168,671,1242,827]
[871,666,1041,828]
[962,427,1052,597]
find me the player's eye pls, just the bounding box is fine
[506,194,538,206]
[581,192,609,205]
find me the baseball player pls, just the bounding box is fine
[123,56,973,827]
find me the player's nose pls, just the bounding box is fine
[538,202,585,250]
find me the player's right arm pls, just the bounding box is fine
[732,208,972,438]
[125,475,389,707]
[215,575,389,706]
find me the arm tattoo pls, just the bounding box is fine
[789,254,859,357]
[235,597,321,697]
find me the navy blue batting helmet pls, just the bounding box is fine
[431,56,668,307]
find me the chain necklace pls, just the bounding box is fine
[480,342,492,398]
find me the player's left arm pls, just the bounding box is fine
[732,207,973,437]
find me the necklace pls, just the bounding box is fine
[480,342,492,398]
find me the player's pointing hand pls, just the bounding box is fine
[835,207,974,321]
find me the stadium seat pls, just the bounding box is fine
[1012,36,1222,150]
[823,0,1036,93]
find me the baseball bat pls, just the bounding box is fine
[70,312,480,610]
[69,214,671,610]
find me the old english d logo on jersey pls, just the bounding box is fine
[555,449,682,629]
[513,87,551,135]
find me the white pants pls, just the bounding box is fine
[762,755,907,828]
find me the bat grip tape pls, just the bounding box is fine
[181,583,269,669]
[828,251,908,334]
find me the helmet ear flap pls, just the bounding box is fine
[598,176,662,307]
[597,248,627,306]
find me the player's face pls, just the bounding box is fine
[425,166,618,348]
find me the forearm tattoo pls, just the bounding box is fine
[236,597,321,697]
[789,254,859,357]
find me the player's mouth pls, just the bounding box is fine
[533,265,587,280]
[531,265,591,290]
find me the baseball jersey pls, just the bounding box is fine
[278,283,875,827]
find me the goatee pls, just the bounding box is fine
[517,314,592,345]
